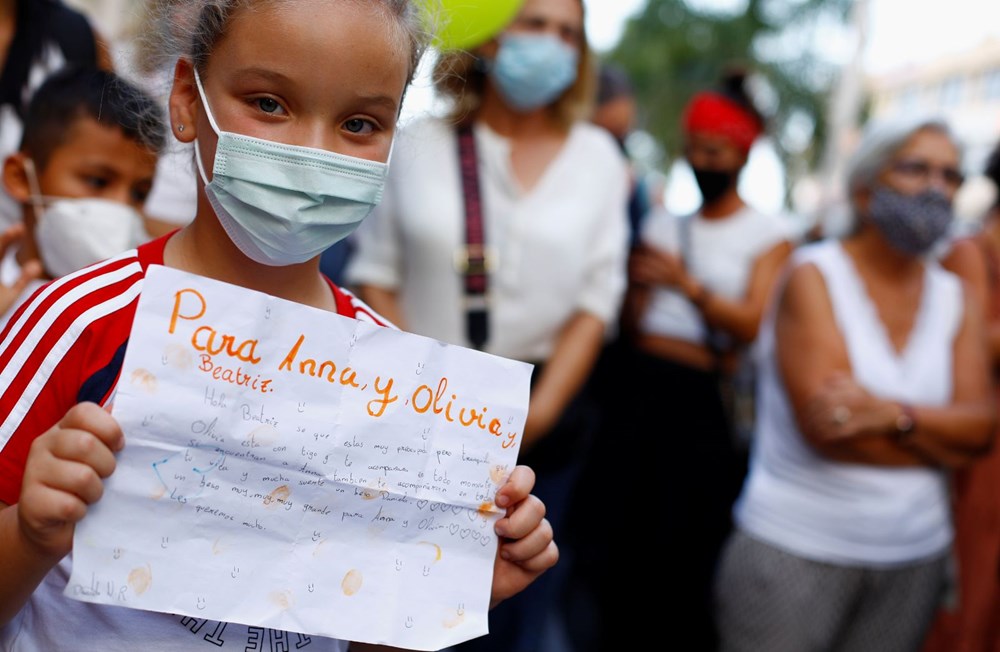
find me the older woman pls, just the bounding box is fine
[714,116,996,652]
[345,1,628,651]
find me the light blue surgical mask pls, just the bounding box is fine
[489,33,579,112]
[193,69,388,266]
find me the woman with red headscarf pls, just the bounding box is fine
[617,69,795,649]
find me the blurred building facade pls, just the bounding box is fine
[800,36,1000,236]
[869,37,1000,174]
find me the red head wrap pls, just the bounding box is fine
[682,92,762,152]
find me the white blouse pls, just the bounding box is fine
[346,116,630,361]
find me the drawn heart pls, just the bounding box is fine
[471,531,480,540]
[449,523,460,536]
[416,500,428,510]
[460,528,471,539]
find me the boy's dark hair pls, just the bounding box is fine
[20,64,166,169]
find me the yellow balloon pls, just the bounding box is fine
[426,0,526,52]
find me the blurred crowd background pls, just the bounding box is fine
[68,0,1000,236]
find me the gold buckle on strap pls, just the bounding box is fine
[453,244,498,275]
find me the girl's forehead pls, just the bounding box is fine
[207,1,410,95]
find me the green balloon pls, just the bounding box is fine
[428,0,525,51]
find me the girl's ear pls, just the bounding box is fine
[2,153,32,203]
[169,58,200,144]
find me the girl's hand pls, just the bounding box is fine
[17,402,124,560]
[489,465,558,608]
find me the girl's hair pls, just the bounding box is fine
[431,0,596,129]
[135,0,430,87]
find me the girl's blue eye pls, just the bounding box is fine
[257,98,281,113]
[345,118,372,134]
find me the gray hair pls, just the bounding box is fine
[845,113,963,195]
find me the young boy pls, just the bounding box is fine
[0,64,164,326]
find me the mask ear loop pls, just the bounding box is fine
[192,67,223,187]
[22,158,48,220]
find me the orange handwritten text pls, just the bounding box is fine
[199,355,273,394]
[368,376,398,417]
[412,378,517,448]
[278,335,361,387]
[169,288,206,334]
[170,288,261,364]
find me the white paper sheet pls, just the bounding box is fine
[67,265,531,650]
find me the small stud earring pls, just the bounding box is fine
[177,124,185,133]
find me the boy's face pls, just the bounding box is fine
[15,115,158,219]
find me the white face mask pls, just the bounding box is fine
[23,159,149,278]
[192,69,389,267]
[36,198,148,277]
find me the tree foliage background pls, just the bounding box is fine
[606,0,856,200]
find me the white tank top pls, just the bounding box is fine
[735,239,960,566]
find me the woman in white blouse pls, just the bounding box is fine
[345,1,629,651]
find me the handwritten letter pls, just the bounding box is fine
[68,265,531,650]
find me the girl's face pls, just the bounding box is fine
[170,0,411,165]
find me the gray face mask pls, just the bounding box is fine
[866,186,954,256]
[193,69,388,267]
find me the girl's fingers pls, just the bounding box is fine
[496,492,546,540]
[498,516,554,562]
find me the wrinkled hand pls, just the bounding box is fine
[805,373,893,441]
[17,403,124,560]
[489,465,558,608]
[0,224,42,317]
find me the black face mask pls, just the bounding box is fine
[692,168,739,206]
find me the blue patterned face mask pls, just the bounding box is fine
[867,186,954,256]
[488,33,579,112]
[193,69,388,267]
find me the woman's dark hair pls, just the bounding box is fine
[716,65,765,133]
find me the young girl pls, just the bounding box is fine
[0,1,558,650]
